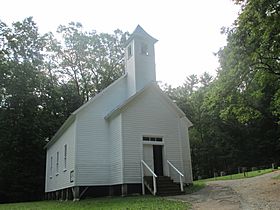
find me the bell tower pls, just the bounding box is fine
[124,25,158,97]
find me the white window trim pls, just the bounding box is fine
[56,151,59,175]
[127,44,132,59]
[141,43,149,56]
[49,156,53,179]
[142,135,164,145]
[70,170,74,183]
[63,144,67,171]
[143,141,164,145]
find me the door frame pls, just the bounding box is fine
[142,135,166,176]
[153,145,163,176]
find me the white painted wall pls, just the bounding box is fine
[121,87,191,183]
[75,77,127,186]
[109,114,123,184]
[45,121,76,192]
[143,144,154,172]
[125,40,136,97]
[125,37,156,97]
[134,39,156,91]
[179,118,193,183]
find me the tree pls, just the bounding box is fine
[217,0,280,121]
[0,18,131,203]
[0,17,48,202]
[163,0,280,180]
[201,0,280,175]
[49,22,129,102]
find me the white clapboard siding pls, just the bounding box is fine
[122,87,187,183]
[179,119,193,183]
[45,121,76,192]
[75,77,127,186]
[109,114,123,184]
[143,144,154,170]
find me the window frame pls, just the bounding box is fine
[127,45,132,59]
[56,151,59,176]
[70,170,74,183]
[142,136,163,145]
[63,144,67,172]
[50,156,53,179]
[141,43,149,56]
[143,136,163,142]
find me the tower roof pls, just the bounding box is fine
[124,25,158,47]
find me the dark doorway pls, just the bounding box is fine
[153,145,163,176]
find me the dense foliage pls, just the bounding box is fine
[0,18,128,203]
[165,0,279,179]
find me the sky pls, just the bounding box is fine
[0,0,240,87]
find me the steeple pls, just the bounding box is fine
[125,25,158,97]
[124,25,158,47]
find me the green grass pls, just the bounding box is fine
[183,168,277,195]
[0,196,190,210]
[185,181,206,194]
[272,174,280,179]
[202,168,276,182]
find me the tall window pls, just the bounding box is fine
[64,144,67,170]
[141,43,149,56]
[56,151,59,175]
[128,45,132,59]
[50,156,53,178]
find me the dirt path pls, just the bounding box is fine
[168,170,280,210]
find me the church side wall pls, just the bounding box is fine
[122,88,185,183]
[179,118,193,183]
[75,78,127,186]
[45,121,76,192]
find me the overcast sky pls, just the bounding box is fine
[0,0,240,87]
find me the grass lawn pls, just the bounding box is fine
[273,174,280,179]
[184,168,278,195]
[0,196,190,210]
[185,181,206,194]
[202,168,276,182]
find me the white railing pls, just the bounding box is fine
[167,160,184,192]
[141,160,157,195]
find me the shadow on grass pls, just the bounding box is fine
[185,181,206,194]
[0,195,191,210]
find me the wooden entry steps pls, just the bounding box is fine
[144,176,184,196]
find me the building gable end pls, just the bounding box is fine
[105,83,192,128]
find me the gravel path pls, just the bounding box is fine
[168,170,280,210]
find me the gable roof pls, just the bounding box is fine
[44,114,75,149]
[72,73,127,115]
[104,82,193,128]
[44,73,127,149]
[124,25,158,47]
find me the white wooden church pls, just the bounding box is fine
[45,25,193,200]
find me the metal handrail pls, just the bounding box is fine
[167,160,184,192]
[141,160,157,195]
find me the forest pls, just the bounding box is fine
[0,0,279,203]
